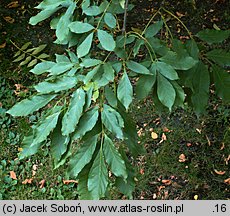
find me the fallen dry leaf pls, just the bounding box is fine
[196,128,202,134]
[194,195,199,200]
[206,135,211,146]
[187,143,192,147]
[0,42,6,49]
[163,127,172,132]
[7,1,19,8]
[22,178,33,184]
[161,133,167,141]
[139,168,145,175]
[162,179,172,185]
[63,180,78,185]
[224,155,230,165]
[151,132,158,139]
[176,11,185,18]
[220,143,225,150]
[3,16,15,23]
[224,178,230,185]
[39,179,45,188]
[214,169,226,175]
[10,171,17,180]
[179,154,186,163]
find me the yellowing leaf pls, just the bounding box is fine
[18,147,23,152]
[10,171,17,180]
[151,132,158,139]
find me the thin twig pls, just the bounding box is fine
[122,0,129,35]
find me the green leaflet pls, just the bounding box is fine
[49,62,74,75]
[68,134,99,178]
[7,94,56,117]
[145,20,163,38]
[67,50,78,63]
[206,49,230,67]
[51,118,70,164]
[31,44,47,55]
[126,60,151,75]
[77,32,94,58]
[160,51,198,70]
[77,163,94,200]
[133,39,144,57]
[196,29,230,44]
[157,73,176,111]
[105,86,117,108]
[69,21,94,34]
[97,30,116,51]
[190,61,210,115]
[136,74,156,100]
[117,70,133,110]
[103,135,127,179]
[35,0,66,10]
[34,76,77,94]
[56,2,76,42]
[80,59,102,68]
[29,7,61,25]
[93,63,115,87]
[156,61,179,80]
[72,106,99,140]
[171,81,185,108]
[212,65,230,102]
[19,134,41,160]
[118,104,144,158]
[62,88,86,136]
[31,107,62,147]
[81,0,90,11]
[101,104,124,139]
[84,85,94,110]
[53,141,72,170]
[55,53,71,63]
[104,13,116,28]
[84,65,101,84]
[84,6,102,16]
[115,149,135,199]
[185,40,199,60]
[88,149,108,200]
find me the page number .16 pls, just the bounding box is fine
[214,204,227,213]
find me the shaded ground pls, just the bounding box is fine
[0,0,229,199]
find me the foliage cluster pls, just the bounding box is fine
[7,0,230,199]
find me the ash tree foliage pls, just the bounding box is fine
[7,0,230,199]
